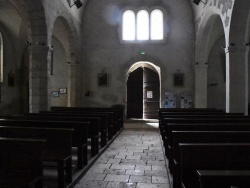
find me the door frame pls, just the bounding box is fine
[126,61,161,119]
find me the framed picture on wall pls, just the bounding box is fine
[98,73,108,86]
[52,91,59,97]
[174,73,184,86]
[59,88,67,94]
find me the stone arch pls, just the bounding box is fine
[126,61,161,118]
[195,9,225,64]
[50,13,80,64]
[51,14,81,107]
[194,7,226,108]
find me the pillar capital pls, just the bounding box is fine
[194,63,208,69]
[224,44,249,54]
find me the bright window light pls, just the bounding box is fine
[151,9,163,40]
[137,10,149,40]
[122,10,135,40]
[122,9,164,42]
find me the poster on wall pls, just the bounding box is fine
[165,92,176,108]
[147,91,153,98]
[180,92,192,108]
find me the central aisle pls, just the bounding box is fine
[74,125,170,188]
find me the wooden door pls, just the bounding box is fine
[127,67,143,118]
[143,67,160,119]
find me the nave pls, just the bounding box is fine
[74,122,170,188]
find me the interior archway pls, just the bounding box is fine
[51,16,72,107]
[206,16,226,111]
[126,61,161,119]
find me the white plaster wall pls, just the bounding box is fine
[50,37,68,107]
[207,37,226,110]
[81,0,195,108]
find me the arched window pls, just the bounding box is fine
[137,10,149,40]
[0,33,3,83]
[150,9,163,40]
[122,9,164,42]
[122,10,135,40]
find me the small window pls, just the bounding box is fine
[122,10,135,40]
[121,9,164,42]
[150,9,163,40]
[137,10,149,40]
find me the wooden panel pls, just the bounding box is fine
[127,67,143,118]
[143,67,159,119]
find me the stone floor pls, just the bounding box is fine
[74,121,170,188]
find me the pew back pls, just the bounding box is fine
[0,137,45,187]
[180,143,250,188]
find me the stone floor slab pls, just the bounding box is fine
[75,125,170,188]
[74,180,108,188]
[104,174,130,182]
[136,183,170,188]
[128,175,152,183]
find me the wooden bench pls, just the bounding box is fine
[197,170,250,188]
[159,113,227,138]
[162,116,250,146]
[179,143,250,188]
[171,131,250,188]
[3,115,101,156]
[39,110,117,140]
[50,106,124,133]
[158,108,223,113]
[158,108,224,121]
[162,118,250,149]
[0,119,89,170]
[158,110,227,129]
[26,112,109,146]
[164,122,250,159]
[0,126,73,188]
[0,137,45,188]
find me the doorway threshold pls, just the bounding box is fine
[124,118,159,129]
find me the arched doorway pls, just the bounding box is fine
[127,62,160,119]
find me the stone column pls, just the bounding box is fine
[225,45,249,114]
[68,63,83,107]
[29,45,51,112]
[194,63,208,108]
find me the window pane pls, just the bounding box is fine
[137,10,149,40]
[151,9,163,40]
[122,10,135,40]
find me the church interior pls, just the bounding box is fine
[0,0,250,187]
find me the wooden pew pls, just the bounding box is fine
[158,108,223,113]
[2,115,101,156]
[179,143,250,188]
[197,170,250,188]
[0,137,45,188]
[26,112,109,146]
[0,126,73,188]
[171,131,250,188]
[160,115,247,140]
[158,108,226,129]
[161,115,250,139]
[0,119,89,170]
[158,108,224,121]
[50,106,124,133]
[164,122,250,159]
[162,118,250,150]
[39,110,116,140]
